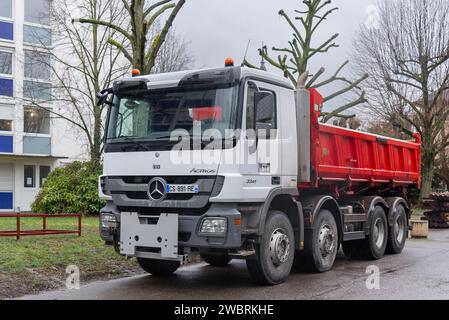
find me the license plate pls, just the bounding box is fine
[166,184,199,194]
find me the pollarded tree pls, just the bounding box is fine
[352,0,449,200]
[73,0,186,74]
[245,0,368,122]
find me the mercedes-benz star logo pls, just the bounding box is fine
[147,177,167,201]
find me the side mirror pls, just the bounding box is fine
[254,91,275,139]
[97,88,113,107]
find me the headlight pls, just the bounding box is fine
[199,217,227,235]
[101,213,117,228]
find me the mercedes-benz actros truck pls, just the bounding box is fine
[98,60,421,285]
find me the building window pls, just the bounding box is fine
[0,51,13,97]
[0,0,13,42]
[0,78,13,97]
[0,135,13,153]
[0,51,12,75]
[0,0,12,19]
[0,21,13,41]
[25,0,50,25]
[24,51,51,81]
[39,166,51,187]
[24,107,50,134]
[0,119,12,131]
[24,25,52,46]
[24,0,52,47]
[24,165,36,188]
[23,81,51,100]
[24,50,51,100]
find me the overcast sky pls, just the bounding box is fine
[172,0,376,112]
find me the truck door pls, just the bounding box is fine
[241,80,282,188]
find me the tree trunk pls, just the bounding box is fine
[90,113,102,165]
[420,150,435,202]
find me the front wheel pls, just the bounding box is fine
[246,211,295,285]
[137,258,180,276]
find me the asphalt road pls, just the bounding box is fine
[20,229,449,300]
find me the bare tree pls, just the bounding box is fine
[149,26,194,74]
[73,0,186,75]
[244,0,368,122]
[352,0,449,200]
[364,117,410,141]
[23,0,128,164]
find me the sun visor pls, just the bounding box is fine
[113,78,150,96]
[178,67,241,89]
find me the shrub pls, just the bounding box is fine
[32,161,105,215]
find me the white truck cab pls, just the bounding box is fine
[99,63,305,284]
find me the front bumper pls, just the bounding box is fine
[100,202,242,252]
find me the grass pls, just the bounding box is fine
[0,216,140,299]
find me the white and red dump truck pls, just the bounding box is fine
[97,60,421,285]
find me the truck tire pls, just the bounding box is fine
[201,253,232,267]
[386,204,408,254]
[246,211,295,285]
[301,209,339,273]
[361,206,388,260]
[137,258,180,276]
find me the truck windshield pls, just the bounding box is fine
[106,86,239,144]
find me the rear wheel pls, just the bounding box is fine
[246,211,295,285]
[361,206,388,260]
[201,253,232,267]
[300,210,339,272]
[137,258,180,276]
[386,204,408,254]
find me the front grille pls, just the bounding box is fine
[108,175,219,211]
[120,176,208,185]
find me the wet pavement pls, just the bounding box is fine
[19,229,449,300]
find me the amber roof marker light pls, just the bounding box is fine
[225,58,235,67]
[131,69,141,77]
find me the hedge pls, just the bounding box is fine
[32,161,105,215]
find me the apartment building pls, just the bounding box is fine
[0,0,80,212]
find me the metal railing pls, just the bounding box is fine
[0,213,82,240]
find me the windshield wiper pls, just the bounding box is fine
[116,136,151,151]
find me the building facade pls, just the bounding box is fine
[0,0,80,212]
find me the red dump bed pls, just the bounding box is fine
[307,89,421,189]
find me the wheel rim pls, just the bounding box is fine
[373,217,386,248]
[318,224,336,259]
[269,228,290,267]
[394,214,406,243]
